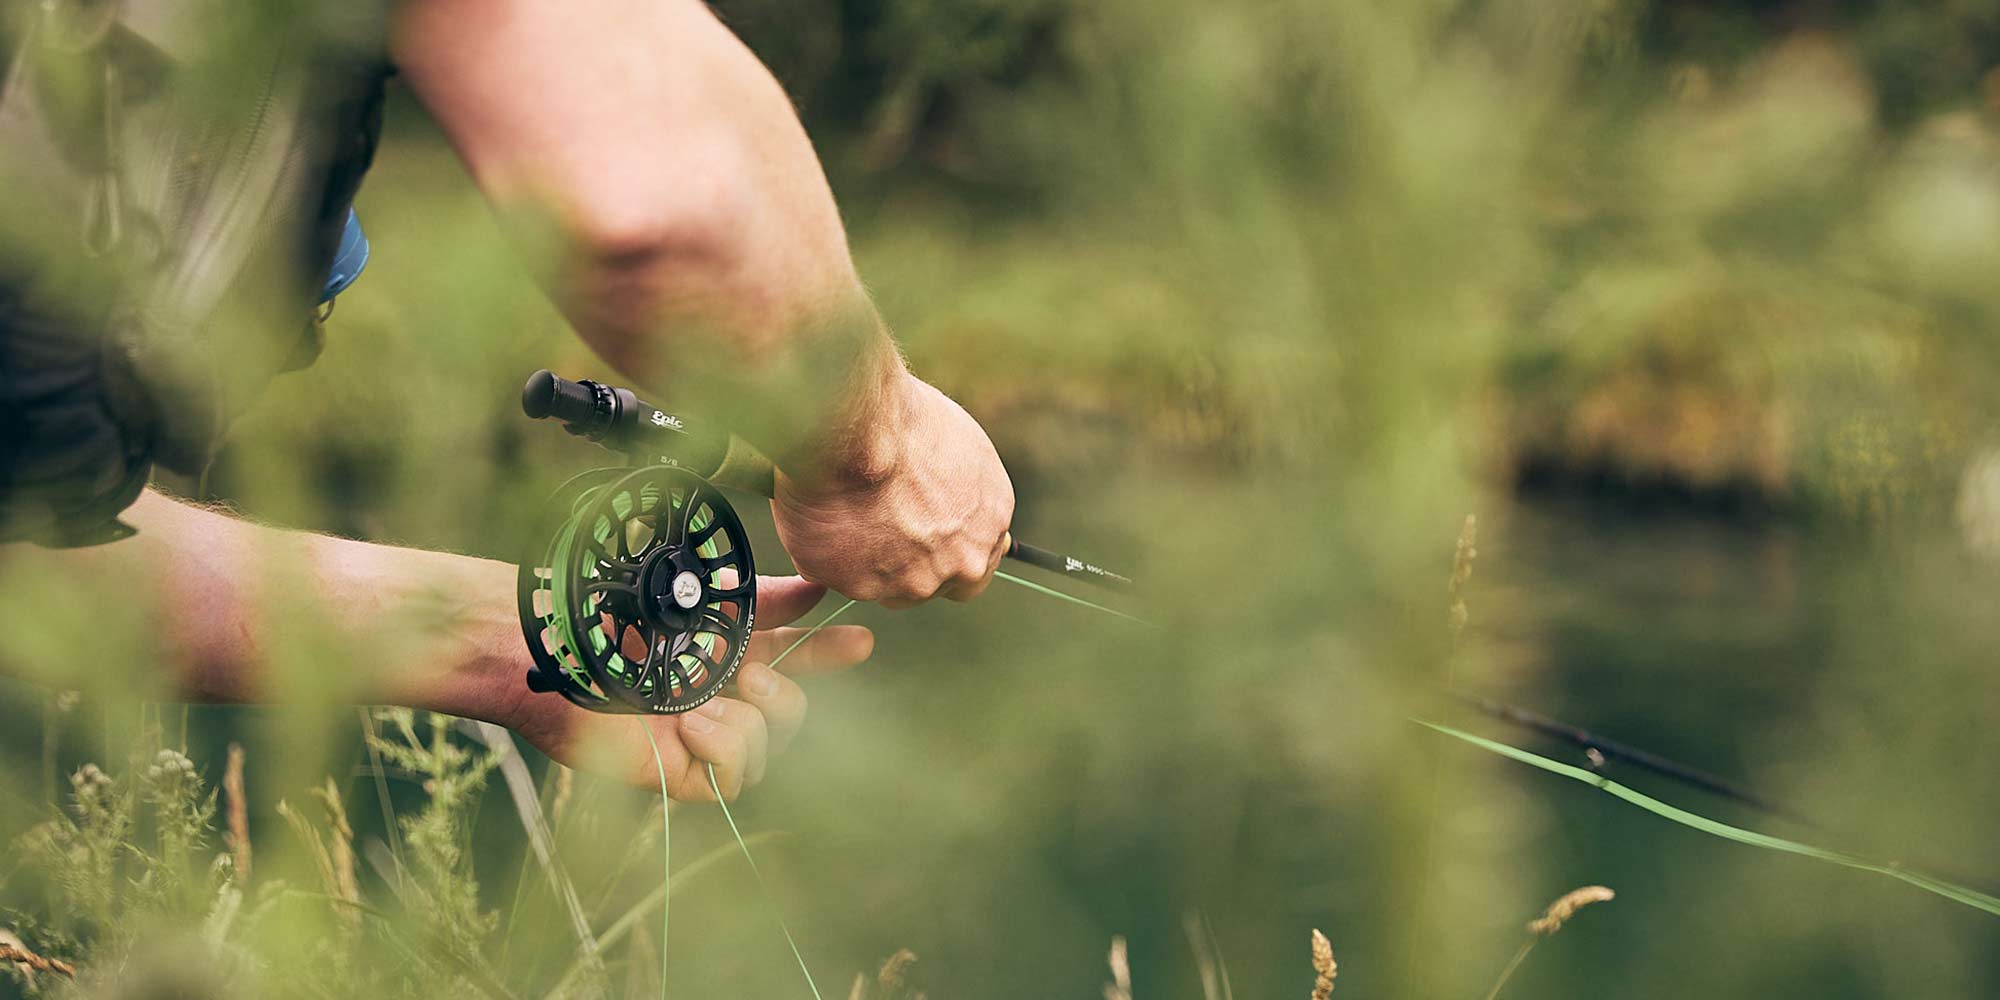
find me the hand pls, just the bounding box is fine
[502,575,871,800]
[772,372,1015,607]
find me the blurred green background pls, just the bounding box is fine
[6,0,2000,996]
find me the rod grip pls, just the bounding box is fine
[522,369,777,497]
[709,437,777,498]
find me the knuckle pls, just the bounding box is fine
[894,566,943,600]
[945,549,987,585]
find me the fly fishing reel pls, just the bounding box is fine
[519,464,755,713]
[516,373,762,714]
[515,368,1134,714]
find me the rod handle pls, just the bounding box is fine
[521,369,775,495]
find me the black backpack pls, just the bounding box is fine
[0,1,388,546]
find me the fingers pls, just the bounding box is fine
[873,525,1010,606]
[942,528,1012,602]
[675,697,768,801]
[660,659,824,800]
[746,624,873,676]
[732,661,808,755]
[754,575,831,628]
[774,520,1009,607]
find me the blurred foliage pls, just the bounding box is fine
[5,1,2000,998]
[734,0,2000,519]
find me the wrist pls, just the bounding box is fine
[365,555,534,728]
[779,347,914,495]
[421,617,533,730]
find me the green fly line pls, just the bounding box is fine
[637,569,1139,999]
[702,597,856,1000]
[638,721,673,1000]
[994,570,1152,625]
[632,598,855,1000]
[1419,721,2000,919]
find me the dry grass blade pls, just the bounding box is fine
[464,720,600,969]
[278,781,363,930]
[223,742,251,881]
[1104,935,1133,1000]
[550,765,575,830]
[1182,910,1233,1000]
[311,778,362,914]
[277,802,336,901]
[1527,885,1615,936]
[0,941,76,979]
[1309,929,1336,999]
[542,834,782,999]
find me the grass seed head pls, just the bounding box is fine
[1527,885,1616,936]
[878,948,920,997]
[1310,928,1336,999]
[1448,514,1479,636]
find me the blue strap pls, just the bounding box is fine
[318,207,370,304]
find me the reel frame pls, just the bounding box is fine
[518,465,757,714]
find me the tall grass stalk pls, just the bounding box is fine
[1182,909,1233,1000]
[466,719,600,975]
[1481,886,1614,1000]
[541,836,777,999]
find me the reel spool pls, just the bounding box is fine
[517,465,756,714]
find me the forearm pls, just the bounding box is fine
[394,0,906,476]
[28,490,528,724]
[1,490,872,798]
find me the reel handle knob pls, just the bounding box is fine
[522,369,598,425]
[522,369,776,497]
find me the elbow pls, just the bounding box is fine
[569,170,754,287]
[553,137,857,370]
[563,163,784,364]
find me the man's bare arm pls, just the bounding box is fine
[389,0,893,466]
[391,0,1016,604]
[5,490,870,799]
